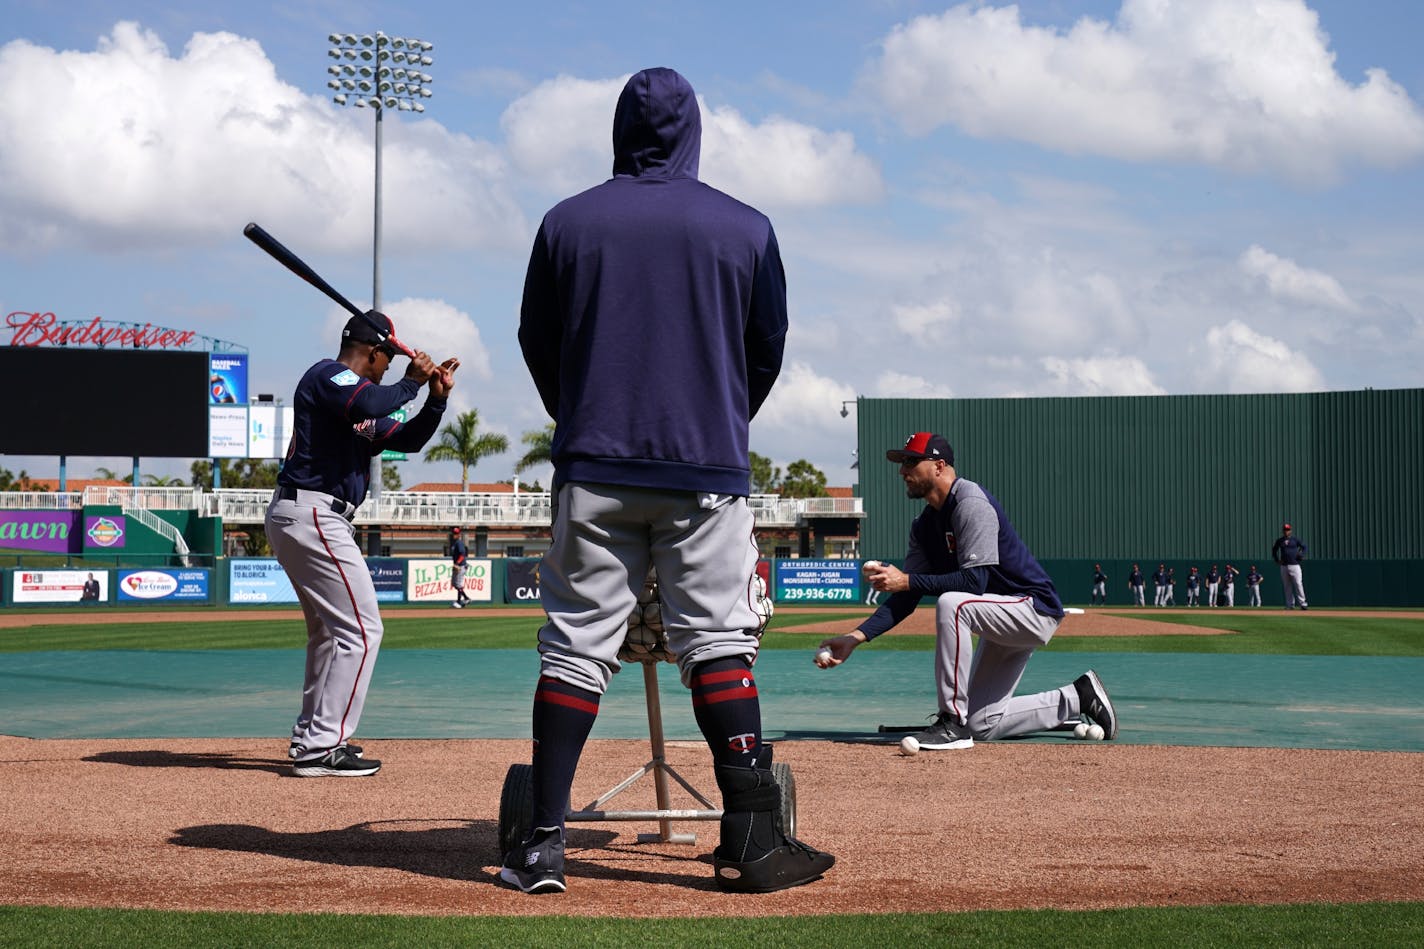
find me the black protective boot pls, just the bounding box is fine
[712,747,834,893]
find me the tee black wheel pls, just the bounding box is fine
[771,760,797,838]
[498,763,534,858]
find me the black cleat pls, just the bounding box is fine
[500,826,567,894]
[1074,670,1119,740]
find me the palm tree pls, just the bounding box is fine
[514,423,555,474]
[423,409,510,491]
[142,474,188,487]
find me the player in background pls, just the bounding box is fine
[508,67,833,895]
[1246,565,1264,607]
[1090,564,1108,605]
[1186,566,1201,607]
[1128,563,1145,606]
[1273,523,1309,609]
[817,432,1119,751]
[450,526,470,608]
[267,310,457,777]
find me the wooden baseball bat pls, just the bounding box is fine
[241,222,416,359]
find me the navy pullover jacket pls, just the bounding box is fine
[518,67,788,496]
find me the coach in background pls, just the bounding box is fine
[267,311,458,778]
[817,432,1119,751]
[1273,522,1309,610]
[509,67,832,895]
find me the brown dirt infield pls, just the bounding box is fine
[2,607,1421,917]
[3,736,1423,917]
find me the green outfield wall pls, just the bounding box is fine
[855,388,1424,606]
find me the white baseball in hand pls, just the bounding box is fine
[814,647,834,669]
[861,559,881,578]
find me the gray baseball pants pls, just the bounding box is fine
[1280,564,1307,608]
[266,489,383,758]
[933,592,1074,740]
[537,483,762,694]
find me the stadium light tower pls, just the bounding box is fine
[326,30,434,536]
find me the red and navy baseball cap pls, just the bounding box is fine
[886,432,954,465]
[343,309,394,346]
[1282,522,1292,530]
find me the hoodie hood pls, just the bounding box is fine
[612,67,700,179]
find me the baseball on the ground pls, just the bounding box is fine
[861,559,881,577]
[1087,723,1106,741]
[899,735,920,756]
[814,647,834,669]
[1072,722,1090,739]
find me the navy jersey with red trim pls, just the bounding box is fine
[859,476,1063,639]
[277,358,447,506]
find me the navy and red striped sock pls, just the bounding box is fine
[690,656,763,768]
[530,675,601,830]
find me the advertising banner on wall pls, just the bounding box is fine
[209,405,249,458]
[84,515,126,550]
[406,558,492,603]
[773,559,859,603]
[249,404,295,460]
[0,511,80,554]
[208,353,248,404]
[229,558,297,604]
[13,569,108,604]
[117,569,210,602]
[366,558,406,602]
[505,559,542,603]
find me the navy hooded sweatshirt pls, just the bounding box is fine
[518,67,788,496]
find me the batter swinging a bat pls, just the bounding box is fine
[267,309,458,776]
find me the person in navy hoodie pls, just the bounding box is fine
[506,67,833,896]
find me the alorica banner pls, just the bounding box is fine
[0,512,81,553]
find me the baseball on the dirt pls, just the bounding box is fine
[899,735,920,756]
[1072,722,1090,739]
[1087,723,1106,741]
[814,647,834,669]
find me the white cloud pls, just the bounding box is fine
[501,75,884,207]
[1038,354,1165,396]
[700,107,883,207]
[1239,244,1356,310]
[890,299,958,335]
[323,296,493,416]
[0,23,525,253]
[501,74,626,194]
[1197,319,1325,392]
[862,0,1424,182]
[755,360,857,428]
[873,370,954,399]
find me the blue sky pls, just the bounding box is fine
[2,1,1421,489]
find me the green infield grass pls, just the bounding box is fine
[3,902,1423,948]
[1,609,1421,656]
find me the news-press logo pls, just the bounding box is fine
[120,571,179,600]
[86,517,124,547]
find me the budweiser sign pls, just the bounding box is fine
[6,311,198,349]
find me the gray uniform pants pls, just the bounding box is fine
[537,483,762,694]
[933,592,1072,740]
[1280,564,1307,608]
[266,489,383,758]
